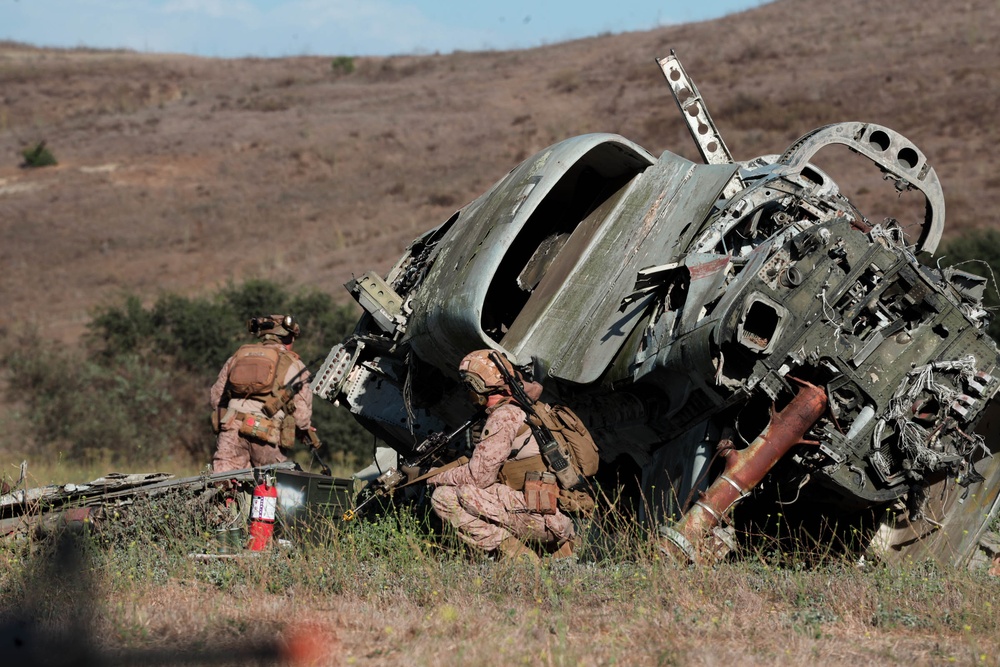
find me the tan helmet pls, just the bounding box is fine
[459,349,514,399]
[247,314,300,339]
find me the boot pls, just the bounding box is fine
[550,537,580,560]
[498,536,540,563]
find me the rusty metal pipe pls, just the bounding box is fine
[660,380,828,563]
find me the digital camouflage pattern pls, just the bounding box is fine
[210,340,313,473]
[430,403,574,551]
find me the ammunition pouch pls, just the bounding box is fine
[499,454,546,491]
[234,411,282,447]
[523,471,559,515]
[211,410,221,434]
[280,415,296,449]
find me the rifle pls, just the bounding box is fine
[342,416,479,521]
[261,363,313,418]
[488,351,587,491]
[259,358,331,461]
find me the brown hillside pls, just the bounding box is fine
[1,0,998,344]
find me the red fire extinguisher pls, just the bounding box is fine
[248,477,278,551]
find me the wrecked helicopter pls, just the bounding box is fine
[311,53,1000,567]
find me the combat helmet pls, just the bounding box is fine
[459,349,515,405]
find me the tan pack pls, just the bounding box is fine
[228,344,281,396]
[227,344,296,400]
[529,402,600,478]
[235,412,282,446]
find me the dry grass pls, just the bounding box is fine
[3,501,998,667]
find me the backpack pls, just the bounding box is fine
[227,344,293,398]
[527,402,600,479]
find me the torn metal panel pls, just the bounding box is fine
[505,152,736,384]
[871,397,1000,568]
[403,134,656,373]
[0,464,300,541]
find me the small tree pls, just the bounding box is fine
[20,140,57,168]
[331,56,355,76]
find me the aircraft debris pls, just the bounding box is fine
[313,52,1000,567]
[0,463,353,547]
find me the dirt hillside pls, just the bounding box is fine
[1,0,997,344]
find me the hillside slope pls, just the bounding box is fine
[1,0,997,343]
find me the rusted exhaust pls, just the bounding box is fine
[660,379,828,564]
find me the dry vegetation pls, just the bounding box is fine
[2,0,1000,664]
[3,499,999,667]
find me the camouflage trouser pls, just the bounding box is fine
[212,427,288,473]
[430,483,574,552]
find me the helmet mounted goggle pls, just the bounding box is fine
[461,370,500,396]
[247,314,299,338]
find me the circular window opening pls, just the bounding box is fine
[897,147,919,169]
[869,130,891,152]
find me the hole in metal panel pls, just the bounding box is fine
[800,165,825,186]
[869,130,891,152]
[897,147,919,169]
[740,300,781,350]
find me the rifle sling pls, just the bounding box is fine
[400,456,470,487]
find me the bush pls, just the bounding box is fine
[5,280,372,467]
[331,56,355,76]
[20,140,57,168]
[5,339,200,464]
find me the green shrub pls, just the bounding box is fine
[5,339,200,464]
[6,280,371,467]
[20,140,57,168]
[331,56,355,76]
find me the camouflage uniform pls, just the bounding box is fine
[210,340,313,473]
[429,402,575,552]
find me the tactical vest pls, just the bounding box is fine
[223,344,300,448]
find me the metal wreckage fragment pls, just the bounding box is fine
[0,463,353,546]
[310,52,1000,568]
[5,53,999,571]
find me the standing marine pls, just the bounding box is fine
[210,314,317,473]
[428,350,580,560]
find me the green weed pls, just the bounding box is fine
[20,140,57,168]
[330,56,355,76]
[2,279,370,467]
